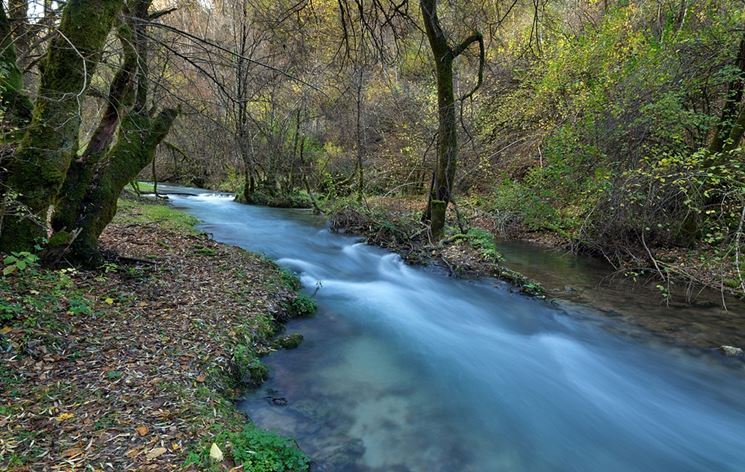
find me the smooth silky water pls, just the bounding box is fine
[161,186,745,472]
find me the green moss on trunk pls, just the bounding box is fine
[53,20,138,236]
[69,108,179,264]
[0,0,123,252]
[0,2,33,136]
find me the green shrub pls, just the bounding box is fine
[463,227,503,262]
[284,293,317,318]
[232,344,268,387]
[185,425,309,472]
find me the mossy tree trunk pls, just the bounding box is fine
[52,16,138,236]
[420,0,483,239]
[0,2,33,136]
[0,0,123,252]
[56,0,179,264]
[69,109,178,263]
[709,31,745,155]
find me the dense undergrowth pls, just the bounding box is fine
[472,3,745,299]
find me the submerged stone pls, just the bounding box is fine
[274,333,303,350]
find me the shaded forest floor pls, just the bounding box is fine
[0,195,311,470]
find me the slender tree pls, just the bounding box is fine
[420,0,484,238]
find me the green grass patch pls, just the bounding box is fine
[128,181,156,193]
[115,198,199,234]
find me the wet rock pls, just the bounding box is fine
[718,345,744,357]
[319,438,366,470]
[273,333,303,350]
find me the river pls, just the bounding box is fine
[163,186,745,472]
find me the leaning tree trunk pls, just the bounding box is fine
[0,0,122,252]
[420,0,483,239]
[69,108,179,263]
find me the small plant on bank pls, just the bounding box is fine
[285,293,317,318]
[463,227,504,262]
[233,344,269,387]
[185,425,310,472]
[3,251,39,276]
[279,267,301,290]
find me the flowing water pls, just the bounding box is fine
[162,186,745,472]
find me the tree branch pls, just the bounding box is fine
[456,32,484,101]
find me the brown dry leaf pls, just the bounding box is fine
[136,425,149,437]
[146,447,167,461]
[62,447,83,459]
[1,213,306,470]
[125,447,141,459]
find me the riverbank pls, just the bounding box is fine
[326,196,546,296]
[0,194,312,470]
[325,195,745,302]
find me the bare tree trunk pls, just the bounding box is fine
[0,0,123,252]
[7,0,30,75]
[355,65,365,202]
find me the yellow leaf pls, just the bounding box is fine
[0,326,11,335]
[62,447,83,458]
[55,412,75,422]
[104,297,114,305]
[209,443,223,462]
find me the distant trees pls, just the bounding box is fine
[3,0,743,267]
